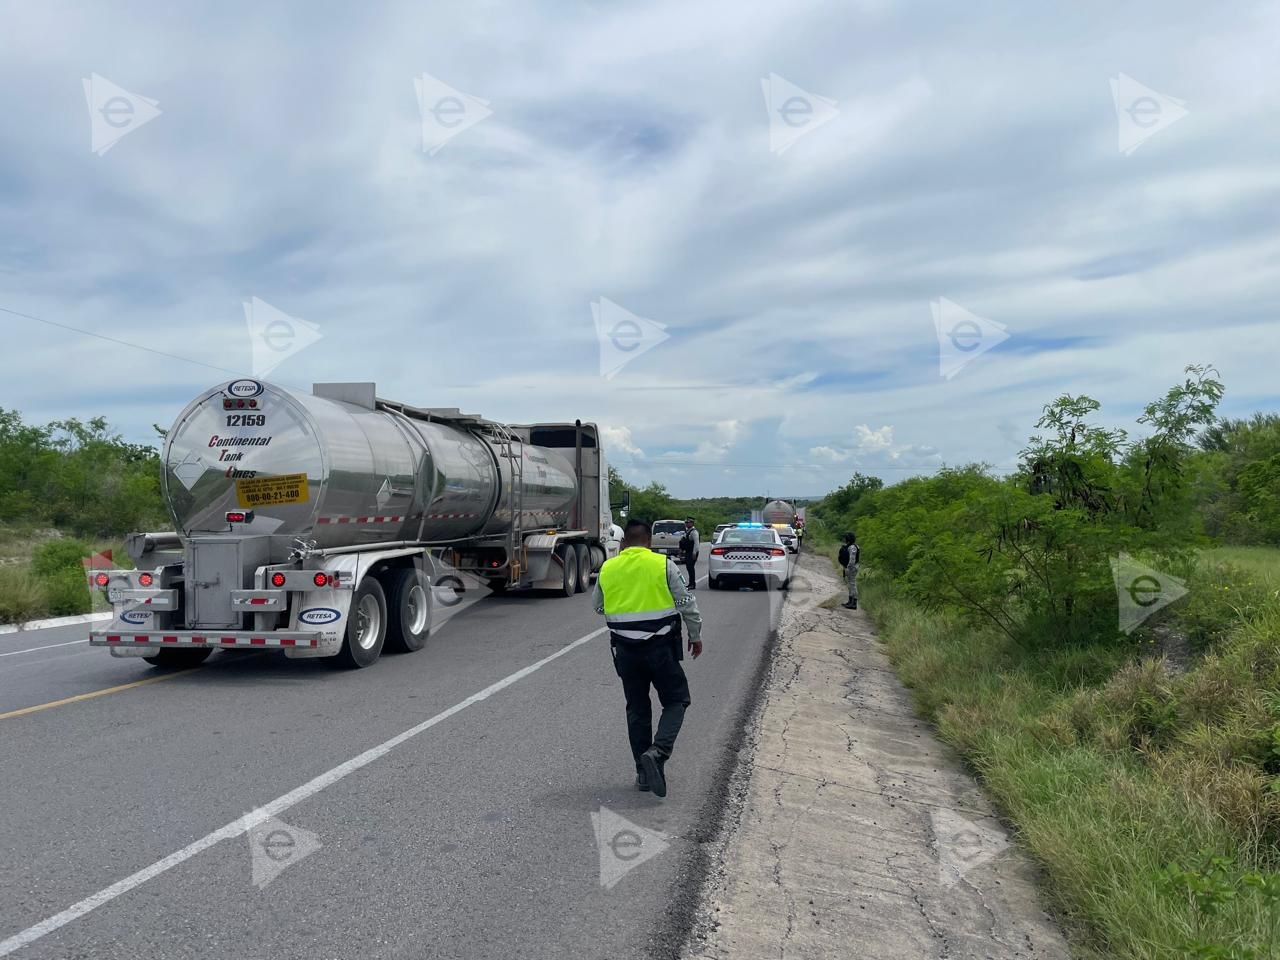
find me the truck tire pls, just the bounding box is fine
[144,648,214,669]
[574,543,590,593]
[335,577,387,668]
[385,567,430,654]
[557,544,578,597]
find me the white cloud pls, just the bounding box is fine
[809,445,851,463]
[0,1,1275,498]
[854,425,894,453]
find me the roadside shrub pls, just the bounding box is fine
[31,537,92,578]
[42,569,90,617]
[0,569,46,623]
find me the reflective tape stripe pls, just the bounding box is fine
[605,607,676,623]
[610,625,675,642]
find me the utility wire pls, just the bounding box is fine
[6,305,249,379]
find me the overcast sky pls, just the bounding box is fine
[1,0,1276,498]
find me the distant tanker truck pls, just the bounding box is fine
[761,499,797,525]
[88,380,619,669]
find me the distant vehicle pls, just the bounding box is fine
[712,523,734,543]
[771,524,799,553]
[708,525,792,591]
[762,499,797,526]
[651,519,686,557]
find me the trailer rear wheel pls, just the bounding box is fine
[143,648,213,669]
[385,567,430,654]
[574,543,590,593]
[335,578,387,668]
[557,544,578,597]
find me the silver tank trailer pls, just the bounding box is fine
[762,499,796,525]
[162,381,577,559]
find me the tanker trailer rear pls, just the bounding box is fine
[88,380,617,669]
[762,499,797,525]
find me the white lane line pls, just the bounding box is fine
[0,613,110,637]
[0,639,89,658]
[0,625,607,957]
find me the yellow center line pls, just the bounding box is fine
[0,668,203,721]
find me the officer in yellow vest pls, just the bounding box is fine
[592,518,703,798]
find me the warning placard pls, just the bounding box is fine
[236,473,310,509]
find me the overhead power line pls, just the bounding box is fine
[5,305,248,379]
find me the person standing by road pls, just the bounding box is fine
[679,517,700,589]
[838,532,860,610]
[593,518,703,798]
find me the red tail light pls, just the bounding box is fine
[94,573,110,587]
[710,547,726,555]
[138,573,154,587]
[769,548,786,556]
[271,572,287,588]
[225,510,254,524]
[313,572,329,587]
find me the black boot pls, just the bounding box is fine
[636,767,651,792]
[640,748,667,798]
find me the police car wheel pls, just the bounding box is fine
[143,648,213,669]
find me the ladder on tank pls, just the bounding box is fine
[486,422,525,584]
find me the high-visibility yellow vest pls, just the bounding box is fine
[598,547,677,641]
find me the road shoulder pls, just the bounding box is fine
[682,553,1069,960]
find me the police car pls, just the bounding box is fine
[707,524,792,590]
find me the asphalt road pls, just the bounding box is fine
[0,547,785,960]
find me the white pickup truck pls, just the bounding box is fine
[650,519,686,557]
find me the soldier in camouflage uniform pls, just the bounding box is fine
[838,533,860,610]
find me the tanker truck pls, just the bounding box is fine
[88,380,620,669]
[761,499,797,525]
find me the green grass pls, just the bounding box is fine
[0,524,124,623]
[1202,544,1280,582]
[861,561,1280,959]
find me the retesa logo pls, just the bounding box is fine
[298,608,341,626]
[226,379,265,399]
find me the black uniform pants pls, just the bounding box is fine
[683,552,697,588]
[611,635,691,768]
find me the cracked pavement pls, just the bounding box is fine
[682,553,1070,960]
